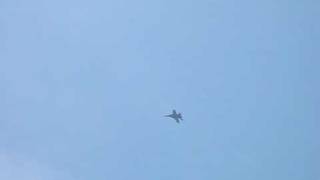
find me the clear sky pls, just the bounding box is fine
[1,0,319,179]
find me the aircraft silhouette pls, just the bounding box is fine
[164,110,183,123]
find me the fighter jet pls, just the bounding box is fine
[164,110,183,123]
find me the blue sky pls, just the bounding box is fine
[1,0,319,179]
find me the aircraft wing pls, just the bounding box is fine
[172,109,177,115]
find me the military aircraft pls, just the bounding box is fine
[164,110,183,123]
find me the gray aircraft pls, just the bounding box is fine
[164,110,183,123]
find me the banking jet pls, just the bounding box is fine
[164,110,183,123]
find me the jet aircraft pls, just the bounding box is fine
[164,110,183,123]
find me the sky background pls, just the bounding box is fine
[1,0,319,179]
